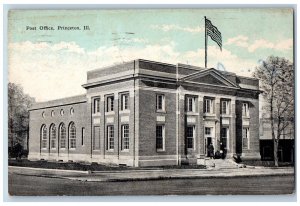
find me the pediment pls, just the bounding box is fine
[191,74,227,86]
[181,68,239,88]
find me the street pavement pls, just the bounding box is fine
[8,165,294,182]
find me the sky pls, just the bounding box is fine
[8,9,294,102]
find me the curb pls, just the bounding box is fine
[90,168,207,174]
[8,166,89,174]
[107,173,294,182]
[71,172,294,182]
[10,166,294,182]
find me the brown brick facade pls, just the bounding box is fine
[28,59,261,167]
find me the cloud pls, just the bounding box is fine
[225,35,293,53]
[51,42,85,54]
[151,24,204,33]
[9,41,85,54]
[248,38,293,52]
[9,40,258,102]
[225,35,249,48]
[131,38,149,43]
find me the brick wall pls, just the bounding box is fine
[28,100,91,162]
[138,88,177,166]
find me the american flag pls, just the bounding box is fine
[205,19,222,50]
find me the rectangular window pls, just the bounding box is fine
[221,127,228,148]
[156,125,165,150]
[242,128,250,149]
[242,102,249,117]
[205,127,211,135]
[156,94,165,111]
[121,93,129,111]
[93,98,100,114]
[186,97,196,112]
[93,126,100,150]
[221,100,229,114]
[186,126,195,149]
[204,98,214,114]
[81,127,85,146]
[122,125,129,150]
[107,126,114,150]
[107,95,114,112]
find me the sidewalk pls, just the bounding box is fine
[9,166,294,182]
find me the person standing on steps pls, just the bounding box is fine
[208,143,214,159]
[220,142,225,159]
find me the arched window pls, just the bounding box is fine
[70,107,74,115]
[41,125,47,149]
[50,124,56,149]
[69,122,76,149]
[59,123,66,149]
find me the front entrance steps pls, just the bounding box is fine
[195,158,241,169]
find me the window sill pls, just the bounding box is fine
[221,114,232,118]
[105,111,115,115]
[186,112,199,116]
[156,149,165,152]
[60,148,66,150]
[92,113,101,116]
[69,148,76,151]
[119,110,130,114]
[107,149,114,152]
[121,149,130,152]
[204,113,215,117]
[242,116,250,119]
[156,110,166,113]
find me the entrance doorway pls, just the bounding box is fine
[205,137,212,156]
[204,127,214,157]
[221,127,229,148]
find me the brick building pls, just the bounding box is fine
[28,59,261,167]
[259,118,294,163]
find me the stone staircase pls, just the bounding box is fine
[204,158,240,169]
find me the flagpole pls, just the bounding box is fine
[204,16,207,68]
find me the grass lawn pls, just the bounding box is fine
[8,159,206,171]
[242,160,294,167]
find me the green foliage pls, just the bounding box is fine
[254,56,294,126]
[8,83,35,150]
[253,56,294,166]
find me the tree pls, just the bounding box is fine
[8,83,35,157]
[253,56,294,166]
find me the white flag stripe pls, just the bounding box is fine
[205,19,222,50]
[207,32,222,44]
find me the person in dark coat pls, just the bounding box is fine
[220,142,225,159]
[207,143,214,159]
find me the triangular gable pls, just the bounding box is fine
[180,68,239,88]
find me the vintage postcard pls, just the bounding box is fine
[7,8,295,196]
